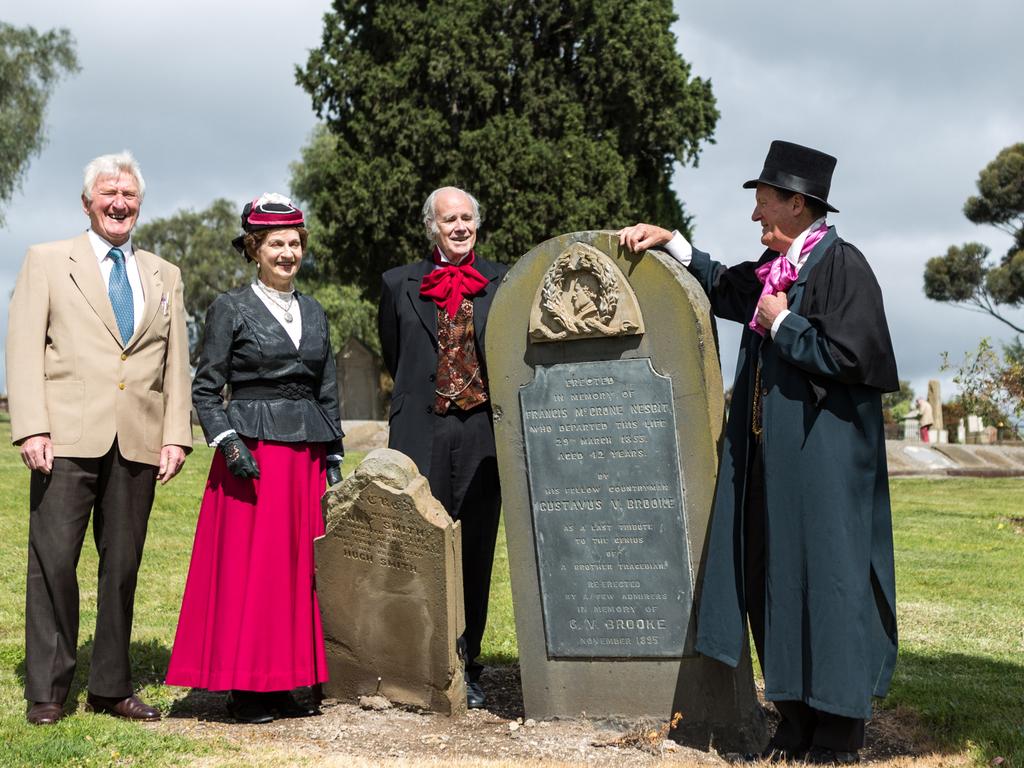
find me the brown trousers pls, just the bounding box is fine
[24,441,156,703]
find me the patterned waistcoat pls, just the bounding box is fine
[433,298,488,414]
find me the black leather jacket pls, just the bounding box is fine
[192,285,343,453]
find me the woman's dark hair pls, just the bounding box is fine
[243,226,308,262]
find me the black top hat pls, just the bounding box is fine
[743,140,839,213]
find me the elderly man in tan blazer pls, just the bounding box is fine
[6,151,192,725]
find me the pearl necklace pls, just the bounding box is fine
[255,279,296,323]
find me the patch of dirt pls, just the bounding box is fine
[156,666,954,766]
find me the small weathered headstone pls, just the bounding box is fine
[903,416,921,442]
[316,448,466,715]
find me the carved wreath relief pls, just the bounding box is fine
[529,242,645,342]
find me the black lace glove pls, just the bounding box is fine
[326,459,343,487]
[220,435,260,479]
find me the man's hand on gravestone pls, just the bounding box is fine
[219,435,260,479]
[326,460,343,486]
[617,222,673,253]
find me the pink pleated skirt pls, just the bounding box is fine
[166,439,329,691]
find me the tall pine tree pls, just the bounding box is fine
[294,0,717,293]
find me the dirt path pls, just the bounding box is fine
[157,666,958,767]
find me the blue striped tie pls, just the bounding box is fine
[108,247,134,345]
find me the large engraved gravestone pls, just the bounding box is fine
[521,358,693,657]
[316,448,466,715]
[488,233,765,751]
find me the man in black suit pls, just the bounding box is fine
[378,186,507,709]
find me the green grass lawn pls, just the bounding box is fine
[883,477,1024,765]
[0,411,1021,766]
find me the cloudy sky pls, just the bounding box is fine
[2,1,1022,401]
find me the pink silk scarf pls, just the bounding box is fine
[749,221,828,336]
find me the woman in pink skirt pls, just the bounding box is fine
[166,194,343,723]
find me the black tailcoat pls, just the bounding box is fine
[378,255,508,476]
[378,253,508,674]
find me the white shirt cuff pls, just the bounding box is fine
[209,429,237,447]
[662,231,693,266]
[770,309,791,339]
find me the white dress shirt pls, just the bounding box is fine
[88,229,144,332]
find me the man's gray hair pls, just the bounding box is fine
[82,151,146,202]
[421,186,480,241]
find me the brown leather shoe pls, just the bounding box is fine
[86,693,160,721]
[26,701,64,725]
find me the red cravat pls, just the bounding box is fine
[419,248,489,318]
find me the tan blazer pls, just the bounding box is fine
[6,233,193,466]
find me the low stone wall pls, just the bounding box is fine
[886,441,1024,477]
[354,426,1024,478]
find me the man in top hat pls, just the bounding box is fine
[6,151,192,725]
[378,186,508,710]
[619,141,899,764]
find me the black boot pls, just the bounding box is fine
[265,690,319,718]
[226,690,274,724]
[805,746,860,765]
